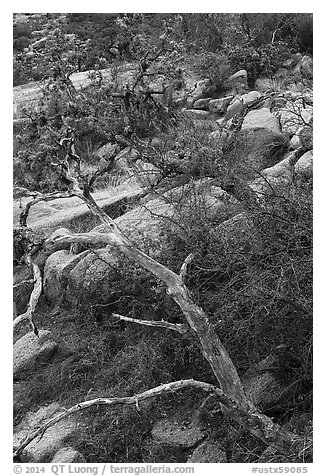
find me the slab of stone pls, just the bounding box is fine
[187,440,227,463]
[183,109,210,119]
[243,354,293,409]
[294,150,313,180]
[242,108,281,134]
[14,330,58,380]
[208,96,233,115]
[51,447,87,463]
[226,91,262,121]
[152,417,207,449]
[43,250,89,303]
[277,103,313,136]
[14,403,82,462]
[193,98,212,110]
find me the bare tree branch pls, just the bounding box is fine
[179,253,195,281]
[13,255,41,335]
[13,279,34,290]
[13,380,214,458]
[111,312,189,335]
[13,378,302,460]
[19,191,75,227]
[88,161,115,189]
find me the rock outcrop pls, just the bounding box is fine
[242,108,282,134]
[14,330,58,380]
[151,416,206,449]
[43,249,89,303]
[14,403,83,462]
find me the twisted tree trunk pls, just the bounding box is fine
[13,141,303,458]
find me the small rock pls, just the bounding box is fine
[187,440,227,463]
[294,150,313,179]
[255,77,274,92]
[43,250,89,303]
[225,98,243,119]
[242,90,262,105]
[14,330,58,380]
[51,447,87,463]
[242,108,282,134]
[293,55,313,80]
[243,354,292,410]
[226,69,248,94]
[184,109,210,119]
[96,142,120,161]
[193,98,212,110]
[282,53,303,69]
[209,129,227,143]
[208,96,234,115]
[289,134,302,150]
[287,412,312,436]
[249,152,297,197]
[109,47,120,57]
[152,417,207,449]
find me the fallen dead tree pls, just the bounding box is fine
[13,130,307,461]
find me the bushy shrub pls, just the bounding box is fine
[13,36,30,52]
[225,41,291,87]
[14,57,179,192]
[193,52,231,94]
[13,22,32,40]
[224,128,289,180]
